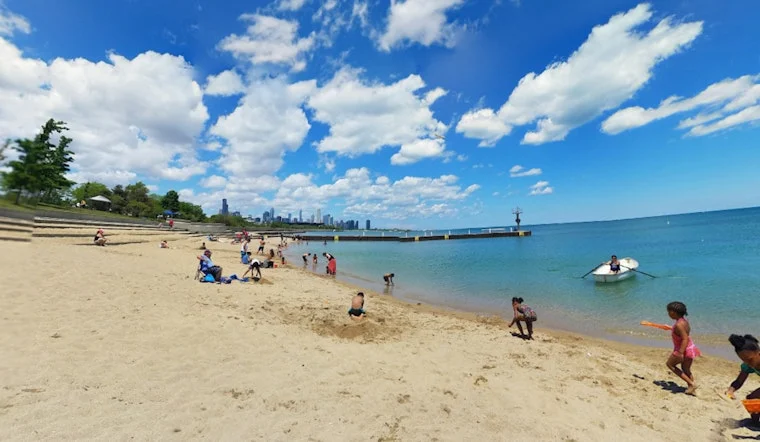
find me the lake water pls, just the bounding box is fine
[284,207,760,356]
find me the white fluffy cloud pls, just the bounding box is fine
[270,168,479,220]
[0,5,29,36]
[199,175,228,188]
[218,14,315,72]
[456,3,703,146]
[209,77,315,177]
[204,70,246,96]
[307,68,449,164]
[509,165,542,178]
[0,36,209,184]
[602,74,760,137]
[529,181,553,196]
[277,0,309,11]
[379,0,464,51]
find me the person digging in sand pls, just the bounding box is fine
[726,334,760,425]
[508,297,536,340]
[666,301,700,396]
[242,257,262,281]
[348,292,366,320]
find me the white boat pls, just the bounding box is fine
[592,257,639,283]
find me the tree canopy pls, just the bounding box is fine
[1,119,74,204]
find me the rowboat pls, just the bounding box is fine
[592,257,639,283]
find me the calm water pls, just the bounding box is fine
[285,207,760,354]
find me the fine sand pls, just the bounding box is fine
[1,231,758,441]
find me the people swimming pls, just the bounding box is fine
[726,334,760,424]
[348,292,366,320]
[383,273,395,285]
[508,297,537,340]
[666,301,700,395]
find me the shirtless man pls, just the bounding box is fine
[383,273,395,285]
[348,292,366,320]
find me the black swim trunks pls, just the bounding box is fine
[348,308,365,317]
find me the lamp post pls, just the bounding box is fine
[512,207,523,231]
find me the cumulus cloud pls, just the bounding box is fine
[199,175,228,188]
[270,167,480,220]
[307,67,449,164]
[0,36,209,185]
[204,70,246,96]
[0,5,30,36]
[602,74,760,136]
[509,165,542,177]
[218,14,315,72]
[209,77,315,177]
[456,3,703,146]
[277,0,309,11]
[379,0,465,51]
[529,181,553,196]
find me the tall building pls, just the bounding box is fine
[299,209,302,222]
[366,219,370,230]
[316,209,321,223]
[221,199,229,216]
[287,213,291,223]
[270,207,275,219]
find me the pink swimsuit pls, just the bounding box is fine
[671,318,701,359]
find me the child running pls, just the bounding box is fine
[666,301,700,395]
[508,297,537,340]
[726,334,760,425]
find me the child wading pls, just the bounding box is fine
[666,301,700,395]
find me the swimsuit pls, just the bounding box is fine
[741,363,760,376]
[348,308,365,317]
[517,305,537,321]
[610,263,620,271]
[671,317,701,358]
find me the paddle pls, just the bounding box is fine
[620,264,657,278]
[580,262,604,279]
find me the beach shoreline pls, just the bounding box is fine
[1,231,757,441]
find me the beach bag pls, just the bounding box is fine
[203,274,215,283]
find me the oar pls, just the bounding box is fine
[621,264,657,278]
[580,263,604,279]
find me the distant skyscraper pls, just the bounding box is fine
[221,199,229,216]
[270,207,275,219]
[366,219,370,230]
[299,209,302,222]
[316,209,321,223]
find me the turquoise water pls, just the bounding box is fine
[285,207,760,352]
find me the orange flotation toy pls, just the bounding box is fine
[743,399,760,414]
[640,320,672,331]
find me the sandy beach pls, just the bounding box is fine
[1,230,757,441]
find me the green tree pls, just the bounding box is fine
[178,201,206,222]
[161,190,180,213]
[1,119,75,204]
[72,182,112,203]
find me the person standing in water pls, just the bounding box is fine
[666,301,700,395]
[383,273,395,285]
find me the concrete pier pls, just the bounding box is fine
[299,230,531,242]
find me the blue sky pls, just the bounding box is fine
[0,0,758,228]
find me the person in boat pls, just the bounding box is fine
[726,334,760,425]
[608,255,621,273]
[508,297,537,340]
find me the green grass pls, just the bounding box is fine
[36,203,161,223]
[0,198,36,213]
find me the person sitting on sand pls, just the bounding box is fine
[242,257,262,281]
[666,301,700,396]
[508,297,537,340]
[348,292,366,320]
[160,240,169,249]
[242,251,253,265]
[726,334,760,424]
[383,273,395,285]
[93,229,107,246]
[207,234,218,242]
[200,242,206,250]
[197,249,222,282]
[609,255,621,273]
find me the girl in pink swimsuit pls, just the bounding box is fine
[666,301,700,395]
